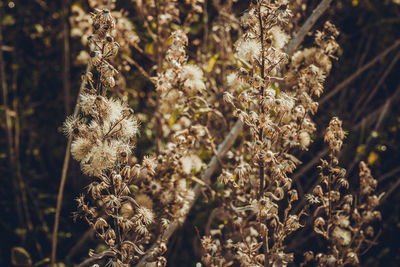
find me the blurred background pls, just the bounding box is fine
[1,0,399,266]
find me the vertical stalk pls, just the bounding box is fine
[257,2,269,266]
[110,174,122,254]
[154,0,162,153]
[63,0,71,115]
[258,1,266,200]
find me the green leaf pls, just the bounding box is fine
[145,43,154,55]
[207,54,219,73]
[169,107,185,127]
[198,147,212,162]
[271,82,280,98]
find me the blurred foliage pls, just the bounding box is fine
[0,0,399,266]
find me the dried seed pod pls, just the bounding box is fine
[94,218,108,230]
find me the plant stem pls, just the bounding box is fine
[257,3,268,265]
[51,61,93,267]
[286,0,333,56]
[257,0,266,200]
[110,174,122,254]
[63,0,71,115]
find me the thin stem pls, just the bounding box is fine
[319,39,400,105]
[63,0,71,115]
[154,0,162,153]
[52,9,72,262]
[102,115,126,140]
[107,0,113,9]
[123,55,154,83]
[257,3,268,265]
[257,1,266,200]
[110,174,122,254]
[51,61,93,267]
[286,0,333,56]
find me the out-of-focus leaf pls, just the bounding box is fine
[129,184,139,193]
[43,207,55,214]
[145,42,154,55]
[11,247,32,267]
[169,107,185,127]
[271,82,280,98]
[33,257,50,266]
[206,54,219,73]
[198,147,212,162]
[15,228,27,238]
[23,108,35,116]
[58,232,72,238]
[357,144,366,155]
[368,151,379,165]
[2,15,16,26]
[35,24,44,33]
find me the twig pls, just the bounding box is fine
[149,0,163,154]
[123,55,154,83]
[380,177,400,203]
[75,250,116,267]
[257,2,268,265]
[63,0,71,115]
[107,0,114,9]
[293,148,330,213]
[354,83,400,131]
[319,40,400,105]
[50,59,93,267]
[357,34,373,69]
[354,51,400,121]
[286,0,333,56]
[379,166,400,183]
[257,1,266,200]
[110,173,122,254]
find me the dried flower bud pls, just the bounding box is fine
[105,228,116,241]
[121,202,134,218]
[313,185,324,197]
[331,226,351,246]
[94,217,108,230]
[345,251,359,265]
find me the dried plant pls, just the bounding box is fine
[64,7,155,266]
[199,2,339,266]
[61,1,385,266]
[64,3,210,266]
[301,117,384,266]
